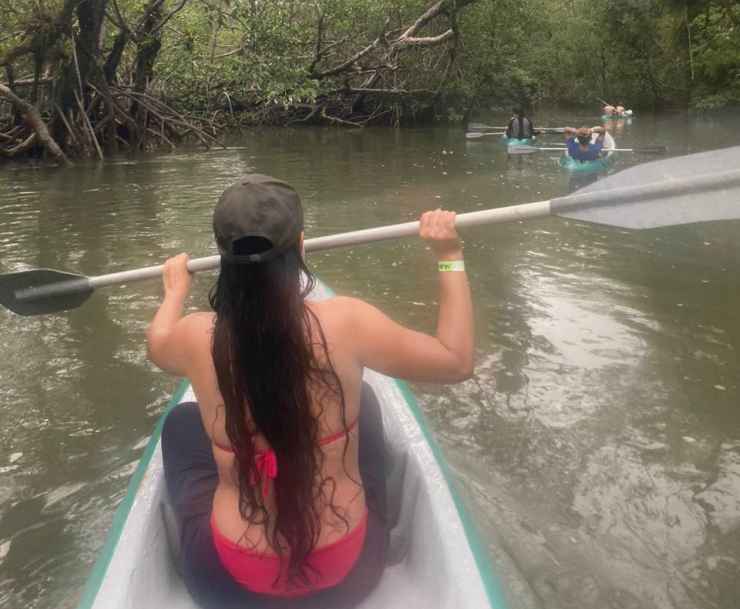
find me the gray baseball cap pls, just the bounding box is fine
[213,174,303,263]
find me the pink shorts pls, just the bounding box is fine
[210,511,368,598]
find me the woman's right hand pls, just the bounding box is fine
[162,253,192,300]
[419,209,462,260]
[345,207,473,383]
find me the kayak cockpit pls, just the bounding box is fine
[77,369,507,609]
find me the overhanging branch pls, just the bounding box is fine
[0,84,72,165]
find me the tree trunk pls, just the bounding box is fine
[131,1,164,137]
[104,30,129,84]
[52,0,108,146]
[0,84,72,165]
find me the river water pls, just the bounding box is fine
[1,110,739,609]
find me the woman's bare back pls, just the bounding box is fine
[147,209,473,557]
[178,300,367,553]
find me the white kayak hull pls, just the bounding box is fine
[76,285,508,609]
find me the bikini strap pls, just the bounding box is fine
[213,418,359,453]
[318,418,359,447]
[251,450,278,498]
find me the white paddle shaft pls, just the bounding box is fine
[88,200,554,288]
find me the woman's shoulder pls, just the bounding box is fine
[176,311,215,343]
[310,295,362,320]
[182,310,215,326]
[310,295,373,316]
[309,296,380,334]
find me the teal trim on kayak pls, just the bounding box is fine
[75,379,190,609]
[393,379,509,609]
[601,114,633,121]
[502,137,534,146]
[559,154,611,173]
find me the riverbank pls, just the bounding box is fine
[3,0,737,165]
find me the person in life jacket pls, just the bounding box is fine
[563,126,608,162]
[505,108,535,140]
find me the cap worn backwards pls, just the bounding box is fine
[213,174,304,264]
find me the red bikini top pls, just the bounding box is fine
[213,418,359,497]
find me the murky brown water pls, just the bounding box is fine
[1,110,739,609]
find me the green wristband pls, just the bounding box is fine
[438,260,465,272]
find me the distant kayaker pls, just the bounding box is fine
[563,126,608,162]
[506,107,535,139]
[603,104,616,116]
[146,176,474,606]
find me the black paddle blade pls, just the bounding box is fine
[0,269,93,316]
[553,146,740,230]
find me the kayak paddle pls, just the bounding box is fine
[507,144,667,155]
[2,146,739,316]
[467,122,566,134]
[465,131,506,139]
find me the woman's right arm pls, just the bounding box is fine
[343,209,474,383]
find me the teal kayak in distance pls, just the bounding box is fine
[601,112,634,121]
[502,136,535,147]
[76,279,510,609]
[559,155,612,173]
[559,132,615,173]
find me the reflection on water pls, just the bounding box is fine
[0,112,739,609]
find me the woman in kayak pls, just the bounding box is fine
[147,175,474,606]
[563,126,609,162]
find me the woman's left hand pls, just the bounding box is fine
[162,253,192,299]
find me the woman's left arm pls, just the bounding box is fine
[147,253,195,376]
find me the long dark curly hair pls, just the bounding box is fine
[209,239,350,586]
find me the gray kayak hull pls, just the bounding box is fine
[77,283,508,609]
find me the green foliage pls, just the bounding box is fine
[452,0,549,111]
[157,0,418,110]
[689,4,740,108]
[476,0,738,111]
[2,0,738,125]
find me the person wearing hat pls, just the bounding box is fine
[562,125,608,162]
[146,175,474,606]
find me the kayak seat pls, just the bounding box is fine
[161,498,183,577]
[383,447,414,566]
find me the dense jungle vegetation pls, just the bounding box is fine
[1,0,738,162]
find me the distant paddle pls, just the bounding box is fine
[467,122,566,134]
[2,146,739,316]
[465,131,506,139]
[507,144,667,155]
